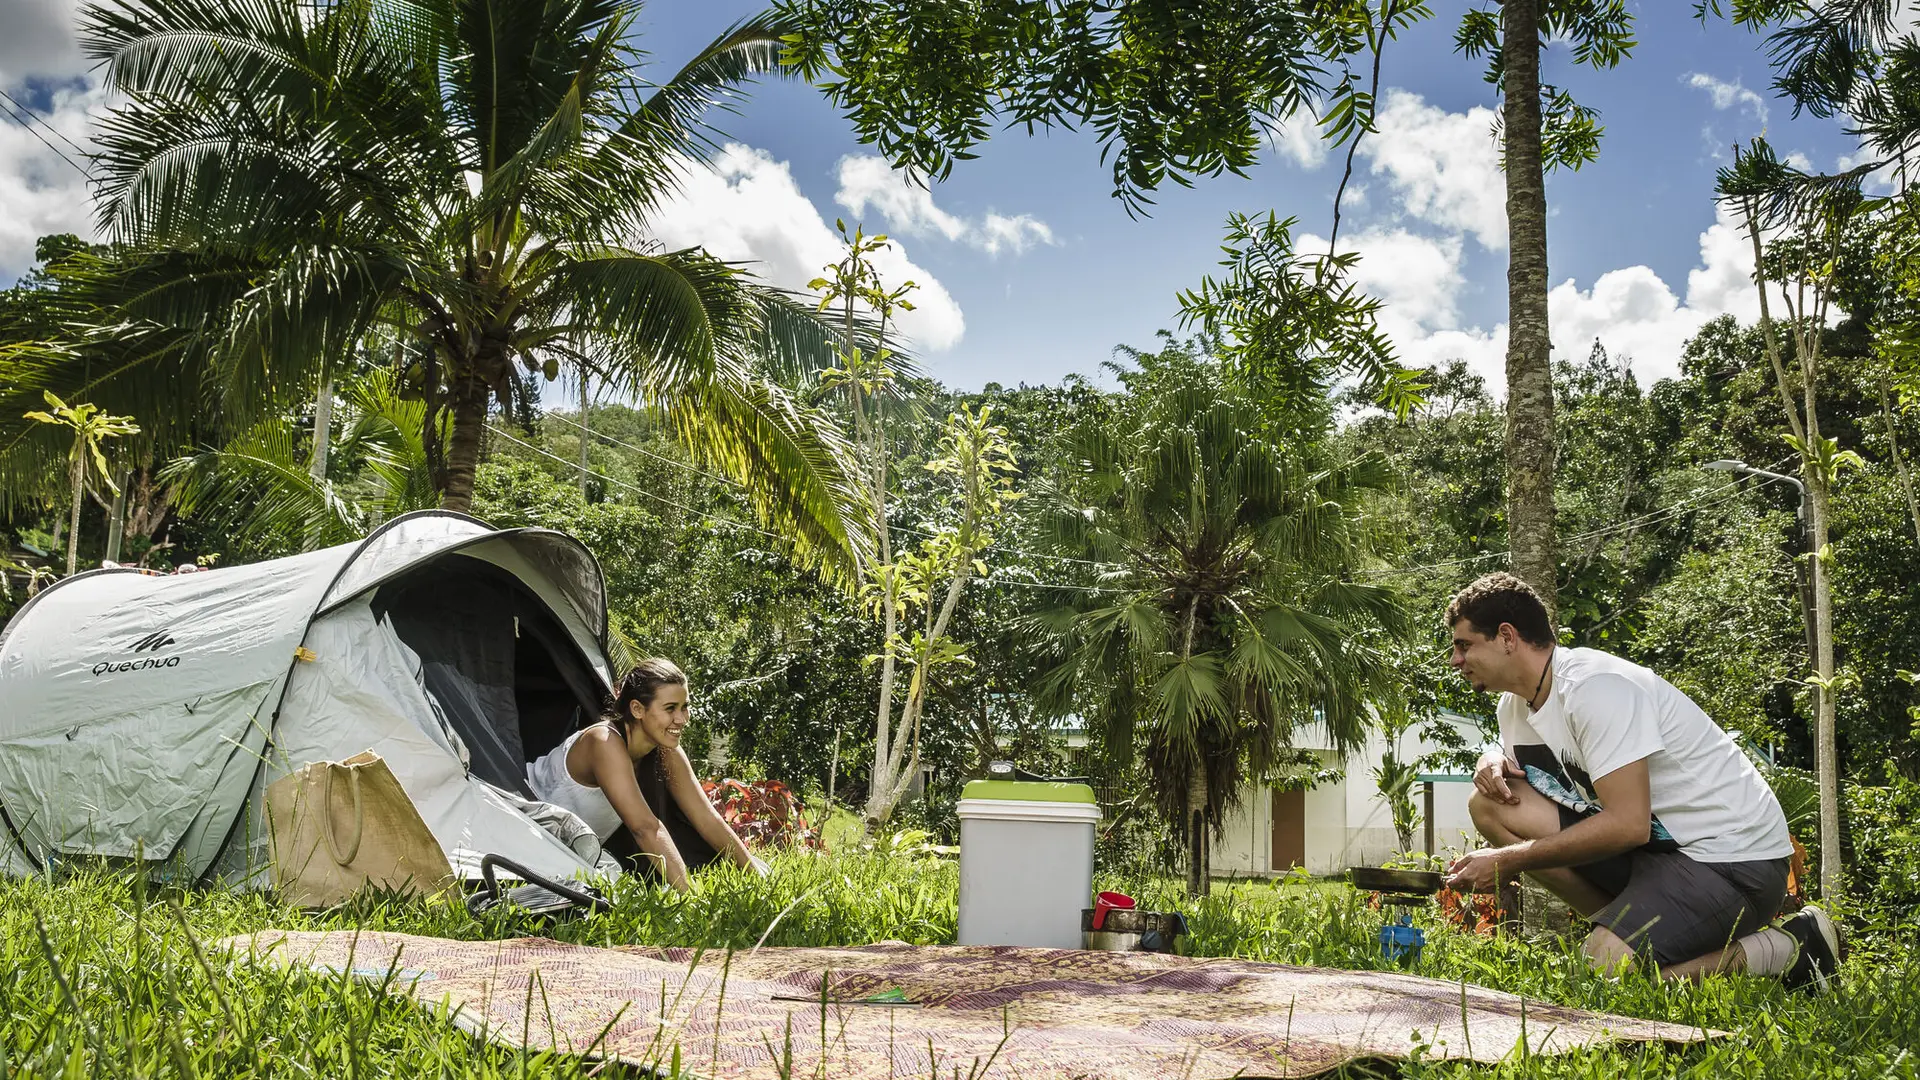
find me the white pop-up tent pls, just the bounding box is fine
[0,511,618,885]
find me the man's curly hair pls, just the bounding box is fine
[1444,572,1554,647]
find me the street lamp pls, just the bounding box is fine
[1701,459,1817,683]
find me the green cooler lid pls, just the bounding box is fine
[960,780,1096,803]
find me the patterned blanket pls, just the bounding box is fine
[222,931,1719,1079]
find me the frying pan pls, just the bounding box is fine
[1346,866,1444,894]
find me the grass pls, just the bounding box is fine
[2,852,1916,1078]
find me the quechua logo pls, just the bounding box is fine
[92,629,183,675]
[130,630,176,652]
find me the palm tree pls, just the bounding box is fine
[160,369,442,557]
[1498,0,1560,617]
[23,392,139,575]
[36,0,863,566]
[1033,343,1406,896]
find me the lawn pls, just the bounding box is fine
[2,853,1914,1078]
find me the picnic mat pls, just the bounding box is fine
[222,930,1720,1078]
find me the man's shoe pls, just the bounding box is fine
[1780,903,1842,993]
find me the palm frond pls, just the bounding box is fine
[158,418,366,554]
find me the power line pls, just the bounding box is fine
[519,415,1805,594]
[0,91,90,179]
[491,422,1132,595]
[545,409,736,487]
[488,423,795,545]
[0,88,88,157]
[544,408,1127,570]
[1357,456,1801,581]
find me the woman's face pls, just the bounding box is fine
[628,682,690,750]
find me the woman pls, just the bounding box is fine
[525,658,766,891]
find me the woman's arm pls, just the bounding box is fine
[662,747,766,873]
[585,735,692,891]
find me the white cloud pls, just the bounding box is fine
[1343,202,1791,390]
[1311,89,1822,394]
[647,143,965,352]
[1303,227,1465,331]
[1686,73,1769,124]
[833,155,1055,256]
[1267,114,1329,170]
[1837,144,1900,194]
[1357,90,1506,251]
[0,78,103,280]
[0,0,85,85]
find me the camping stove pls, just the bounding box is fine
[1347,867,1443,966]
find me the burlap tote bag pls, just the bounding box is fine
[266,750,456,909]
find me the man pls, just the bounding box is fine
[1441,572,1841,989]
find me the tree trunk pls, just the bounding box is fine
[1806,467,1841,899]
[309,376,333,483]
[1802,331,1841,898]
[864,400,902,834]
[1874,371,1920,548]
[66,452,84,577]
[1501,0,1560,618]
[578,375,592,499]
[105,468,128,565]
[440,378,492,514]
[1185,757,1211,898]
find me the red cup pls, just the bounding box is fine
[1091,890,1136,931]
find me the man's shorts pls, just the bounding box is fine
[1556,802,1789,965]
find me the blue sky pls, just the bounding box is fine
[635,1,1868,392]
[0,1,1879,393]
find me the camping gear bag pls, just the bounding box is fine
[266,750,455,908]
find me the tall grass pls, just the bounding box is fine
[2,852,1916,1078]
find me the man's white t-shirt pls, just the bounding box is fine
[1496,647,1792,863]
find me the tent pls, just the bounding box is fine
[0,510,619,886]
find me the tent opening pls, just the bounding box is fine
[371,554,604,796]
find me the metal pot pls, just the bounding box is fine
[1079,908,1187,952]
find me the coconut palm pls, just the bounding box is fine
[1033,343,1406,896]
[23,0,864,566]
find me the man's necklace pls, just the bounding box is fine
[1527,646,1555,711]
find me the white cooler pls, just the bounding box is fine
[956,780,1100,948]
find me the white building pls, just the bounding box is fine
[1211,709,1489,878]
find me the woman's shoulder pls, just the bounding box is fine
[571,721,626,756]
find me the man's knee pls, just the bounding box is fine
[1468,790,1512,837]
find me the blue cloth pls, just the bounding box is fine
[1524,764,1675,844]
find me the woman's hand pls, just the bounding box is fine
[747,854,770,877]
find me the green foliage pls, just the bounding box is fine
[778,0,1386,216]
[15,0,862,563]
[1846,772,1920,935]
[1452,0,1637,173]
[1032,343,1406,883]
[1176,211,1422,422]
[24,391,140,576]
[159,371,442,559]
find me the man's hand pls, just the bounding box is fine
[1445,846,1518,893]
[1474,754,1525,805]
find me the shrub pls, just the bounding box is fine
[701,777,823,850]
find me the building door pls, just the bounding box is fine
[1271,788,1306,871]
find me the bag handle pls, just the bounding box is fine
[322,763,365,866]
